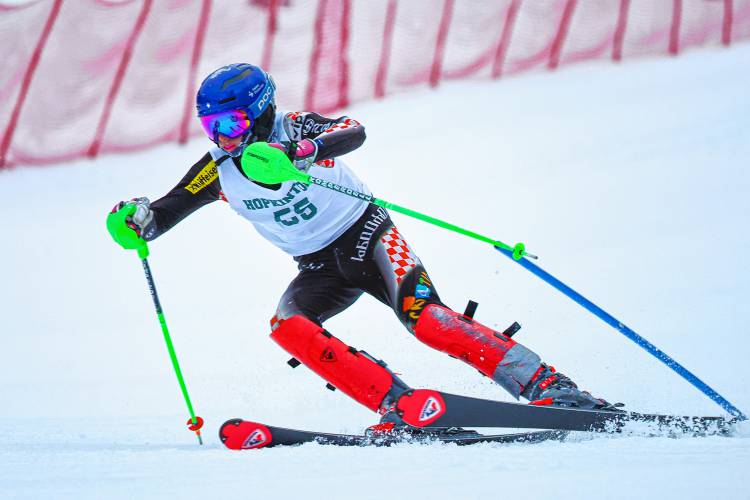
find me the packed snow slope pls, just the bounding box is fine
[1,45,749,499]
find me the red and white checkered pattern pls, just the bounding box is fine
[380,226,419,285]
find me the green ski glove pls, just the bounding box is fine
[106,199,150,257]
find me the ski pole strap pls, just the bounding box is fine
[495,246,747,420]
[141,255,204,444]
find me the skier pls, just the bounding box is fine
[107,63,611,431]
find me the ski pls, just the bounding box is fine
[394,389,737,436]
[219,419,568,450]
[219,389,737,450]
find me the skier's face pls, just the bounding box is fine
[217,133,243,153]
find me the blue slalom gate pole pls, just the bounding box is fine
[495,247,746,420]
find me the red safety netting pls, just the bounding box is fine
[1,0,748,168]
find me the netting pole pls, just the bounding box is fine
[612,0,630,62]
[336,0,351,109]
[429,0,454,87]
[548,0,577,69]
[0,0,62,169]
[261,0,279,70]
[179,0,211,145]
[722,0,733,46]
[304,0,326,110]
[669,0,682,55]
[87,0,153,158]
[492,0,521,79]
[374,0,397,98]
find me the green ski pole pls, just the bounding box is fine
[241,142,537,260]
[136,244,204,445]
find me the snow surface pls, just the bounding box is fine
[1,45,749,499]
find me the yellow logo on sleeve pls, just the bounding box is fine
[185,161,218,194]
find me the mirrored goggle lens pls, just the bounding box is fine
[199,110,253,140]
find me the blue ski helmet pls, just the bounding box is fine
[196,63,277,154]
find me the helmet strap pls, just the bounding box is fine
[251,102,277,142]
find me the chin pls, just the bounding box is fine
[222,145,245,158]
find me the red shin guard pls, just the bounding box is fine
[414,304,541,398]
[414,304,517,377]
[270,315,395,412]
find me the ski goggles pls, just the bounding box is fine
[199,109,253,141]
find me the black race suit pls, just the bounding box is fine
[144,111,443,331]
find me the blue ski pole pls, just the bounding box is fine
[495,247,746,420]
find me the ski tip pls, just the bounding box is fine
[219,419,273,450]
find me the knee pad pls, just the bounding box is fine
[414,304,541,399]
[270,315,405,412]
